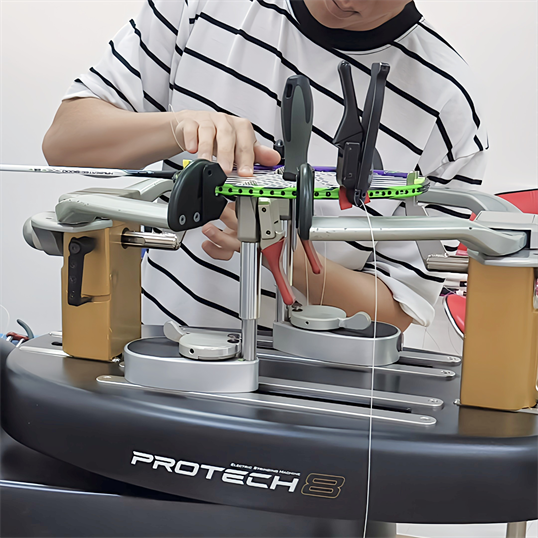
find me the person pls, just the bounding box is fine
[42,0,487,333]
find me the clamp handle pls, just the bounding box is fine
[167,159,227,232]
[333,61,390,206]
[281,76,313,181]
[67,237,96,306]
[261,239,296,306]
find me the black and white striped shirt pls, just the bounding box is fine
[64,0,488,328]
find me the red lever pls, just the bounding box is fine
[301,239,322,274]
[338,187,352,210]
[261,240,296,305]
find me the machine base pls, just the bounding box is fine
[124,337,258,393]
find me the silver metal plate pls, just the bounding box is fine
[398,349,462,367]
[259,377,444,410]
[96,375,436,426]
[258,350,456,379]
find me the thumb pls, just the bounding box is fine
[254,142,282,167]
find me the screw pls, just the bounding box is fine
[420,416,430,421]
[179,215,186,225]
[261,207,267,212]
[429,398,440,403]
[193,212,201,223]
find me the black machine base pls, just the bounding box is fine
[2,333,538,529]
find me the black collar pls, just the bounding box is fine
[289,0,422,51]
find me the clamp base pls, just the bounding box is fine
[273,321,401,367]
[124,337,258,393]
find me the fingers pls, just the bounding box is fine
[202,240,235,261]
[172,111,265,174]
[233,117,256,176]
[214,114,236,174]
[197,120,216,162]
[201,222,240,261]
[175,118,199,153]
[254,142,282,167]
[219,203,238,231]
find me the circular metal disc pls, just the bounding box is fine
[179,332,240,361]
[290,305,347,331]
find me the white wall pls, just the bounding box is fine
[1,0,537,336]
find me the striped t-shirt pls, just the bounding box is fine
[64,0,488,329]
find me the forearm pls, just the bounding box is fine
[42,98,179,169]
[292,246,413,332]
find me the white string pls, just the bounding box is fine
[168,104,185,154]
[361,201,378,538]
[305,247,310,305]
[0,304,11,336]
[319,241,328,306]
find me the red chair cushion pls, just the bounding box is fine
[497,189,538,214]
[446,294,466,335]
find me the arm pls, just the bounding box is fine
[292,243,413,332]
[43,97,179,170]
[43,98,280,173]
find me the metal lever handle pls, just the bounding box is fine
[281,76,313,180]
[339,311,372,331]
[67,237,96,307]
[262,239,297,306]
[333,61,363,148]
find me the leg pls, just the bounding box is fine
[506,522,527,538]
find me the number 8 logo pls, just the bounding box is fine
[301,474,345,499]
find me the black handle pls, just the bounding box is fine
[281,76,313,181]
[333,61,363,148]
[167,159,227,232]
[332,61,390,206]
[67,237,96,307]
[354,62,389,204]
[296,163,315,241]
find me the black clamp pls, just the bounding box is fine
[333,61,390,206]
[296,163,314,241]
[67,237,96,307]
[281,75,313,181]
[167,159,227,232]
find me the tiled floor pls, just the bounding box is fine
[396,300,536,538]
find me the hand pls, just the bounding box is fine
[201,202,240,261]
[172,110,280,176]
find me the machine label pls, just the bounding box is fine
[131,451,346,499]
[301,473,345,498]
[131,451,301,493]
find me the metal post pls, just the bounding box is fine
[236,196,261,362]
[275,219,291,323]
[275,199,294,323]
[239,242,260,361]
[506,522,527,538]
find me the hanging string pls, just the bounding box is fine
[360,200,378,538]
